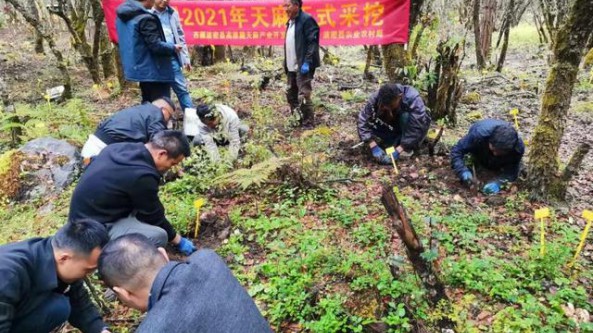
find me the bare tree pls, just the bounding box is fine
[5,0,72,98]
[527,0,593,200]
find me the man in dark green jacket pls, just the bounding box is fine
[0,219,110,333]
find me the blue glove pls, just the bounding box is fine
[300,62,310,74]
[371,145,385,159]
[483,182,501,195]
[177,237,196,256]
[461,171,473,184]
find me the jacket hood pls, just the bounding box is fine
[105,142,159,176]
[117,0,149,22]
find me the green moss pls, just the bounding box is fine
[572,101,593,113]
[460,91,481,104]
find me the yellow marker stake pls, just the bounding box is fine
[509,108,519,131]
[193,198,205,239]
[569,210,593,268]
[385,147,399,175]
[534,208,550,257]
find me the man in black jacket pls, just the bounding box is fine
[358,83,431,165]
[81,97,176,161]
[0,219,110,333]
[69,130,196,256]
[98,234,272,333]
[283,0,320,128]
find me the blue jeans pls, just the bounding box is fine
[373,112,410,147]
[171,58,193,112]
[11,293,71,333]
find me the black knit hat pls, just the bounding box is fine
[490,124,519,151]
[196,103,217,120]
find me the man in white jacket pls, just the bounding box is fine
[187,103,249,162]
[153,0,193,112]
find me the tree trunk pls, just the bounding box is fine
[427,41,464,125]
[214,45,226,63]
[479,0,497,61]
[473,0,486,69]
[28,0,44,54]
[527,0,593,200]
[114,45,131,91]
[496,0,514,72]
[5,0,72,98]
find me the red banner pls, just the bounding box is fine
[102,0,409,46]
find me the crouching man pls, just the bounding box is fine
[357,83,431,165]
[451,119,525,194]
[98,234,272,333]
[0,220,111,333]
[185,103,249,163]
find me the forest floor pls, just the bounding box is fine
[0,21,592,333]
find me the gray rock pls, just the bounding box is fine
[18,137,80,200]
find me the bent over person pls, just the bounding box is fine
[69,131,196,256]
[0,220,110,333]
[189,103,249,163]
[98,234,273,333]
[451,119,525,194]
[358,83,431,165]
[283,0,320,128]
[81,97,176,160]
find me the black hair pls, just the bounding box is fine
[98,234,166,288]
[195,103,217,120]
[377,83,403,106]
[52,219,109,256]
[150,130,191,158]
[489,124,519,151]
[156,96,176,111]
[289,0,302,8]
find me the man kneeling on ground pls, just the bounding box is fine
[0,219,110,333]
[450,119,525,194]
[81,97,177,161]
[69,130,196,255]
[357,83,431,165]
[98,234,272,333]
[185,103,249,163]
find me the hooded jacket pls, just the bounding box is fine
[94,103,166,145]
[450,119,525,182]
[137,249,272,333]
[357,84,431,150]
[69,142,176,241]
[283,9,321,73]
[0,238,106,333]
[116,0,175,82]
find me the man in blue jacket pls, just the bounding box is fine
[358,83,432,165]
[81,97,176,160]
[69,130,196,256]
[116,0,182,103]
[153,0,193,113]
[98,234,272,333]
[283,0,320,128]
[0,219,110,333]
[450,119,525,194]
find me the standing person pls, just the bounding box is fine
[69,130,196,256]
[98,234,273,333]
[283,0,320,128]
[153,0,194,112]
[0,220,111,333]
[450,119,525,194]
[81,97,176,161]
[357,83,431,165]
[116,0,182,102]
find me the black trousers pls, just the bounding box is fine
[140,82,171,103]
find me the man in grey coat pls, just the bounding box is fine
[98,234,272,333]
